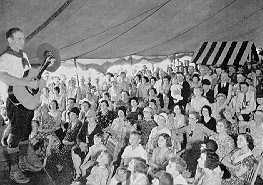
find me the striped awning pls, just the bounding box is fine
[191,41,258,66]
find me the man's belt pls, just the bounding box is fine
[8,93,30,111]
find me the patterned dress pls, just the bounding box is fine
[96,110,116,130]
[49,120,82,184]
[31,111,60,159]
[222,150,257,185]
[136,119,157,146]
[210,134,235,161]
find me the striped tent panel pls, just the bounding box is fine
[191,41,258,66]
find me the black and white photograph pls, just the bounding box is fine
[1,0,263,185]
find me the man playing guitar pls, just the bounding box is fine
[0,28,42,183]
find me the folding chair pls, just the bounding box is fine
[245,160,261,185]
[105,137,120,185]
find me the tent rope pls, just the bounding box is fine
[132,0,238,55]
[60,2,165,50]
[63,0,173,61]
[26,0,76,41]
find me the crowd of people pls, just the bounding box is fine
[1,61,263,185]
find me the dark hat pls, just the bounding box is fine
[205,139,218,152]
[256,89,263,98]
[205,151,220,170]
[68,107,80,116]
[202,79,211,85]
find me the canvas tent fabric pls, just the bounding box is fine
[0,0,263,65]
[75,56,166,73]
[191,41,259,66]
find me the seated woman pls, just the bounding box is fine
[86,151,113,185]
[211,93,228,121]
[148,133,173,175]
[179,111,216,177]
[194,151,223,185]
[210,119,235,163]
[96,100,116,131]
[168,104,186,152]
[50,107,82,184]
[200,105,217,132]
[223,133,258,185]
[152,171,174,185]
[127,157,149,185]
[146,88,161,111]
[110,106,133,146]
[147,113,171,153]
[48,100,64,141]
[30,104,60,160]
[166,156,188,185]
[135,106,157,147]
[79,133,107,177]
[109,167,131,185]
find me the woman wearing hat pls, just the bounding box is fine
[147,113,171,153]
[211,93,228,121]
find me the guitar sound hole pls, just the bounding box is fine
[26,87,39,96]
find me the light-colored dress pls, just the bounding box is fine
[150,147,172,171]
[86,165,109,185]
[197,166,223,185]
[210,134,235,161]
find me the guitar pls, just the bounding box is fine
[11,56,55,110]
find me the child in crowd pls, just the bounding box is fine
[121,131,147,166]
[0,106,8,125]
[148,133,173,175]
[77,134,107,176]
[256,94,263,111]
[127,157,149,185]
[166,156,188,185]
[86,151,113,185]
[147,113,171,153]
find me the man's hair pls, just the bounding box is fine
[68,97,76,103]
[240,81,249,87]
[130,130,142,138]
[6,27,22,39]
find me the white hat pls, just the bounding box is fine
[154,112,168,123]
[80,98,90,104]
[189,63,195,67]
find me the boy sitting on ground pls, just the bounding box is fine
[121,131,147,166]
[71,132,107,184]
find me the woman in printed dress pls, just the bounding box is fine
[168,104,186,152]
[96,100,116,131]
[210,119,235,163]
[31,104,60,160]
[223,133,257,185]
[148,133,173,176]
[50,107,82,184]
[110,106,133,147]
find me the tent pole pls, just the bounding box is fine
[73,58,80,88]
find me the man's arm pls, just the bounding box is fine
[0,71,38,89]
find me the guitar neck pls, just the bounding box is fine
[36,60,50,80]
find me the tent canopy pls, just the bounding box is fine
[191,41,259,66]
[1,0,263,64]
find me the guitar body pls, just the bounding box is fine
[12,68,46,110]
